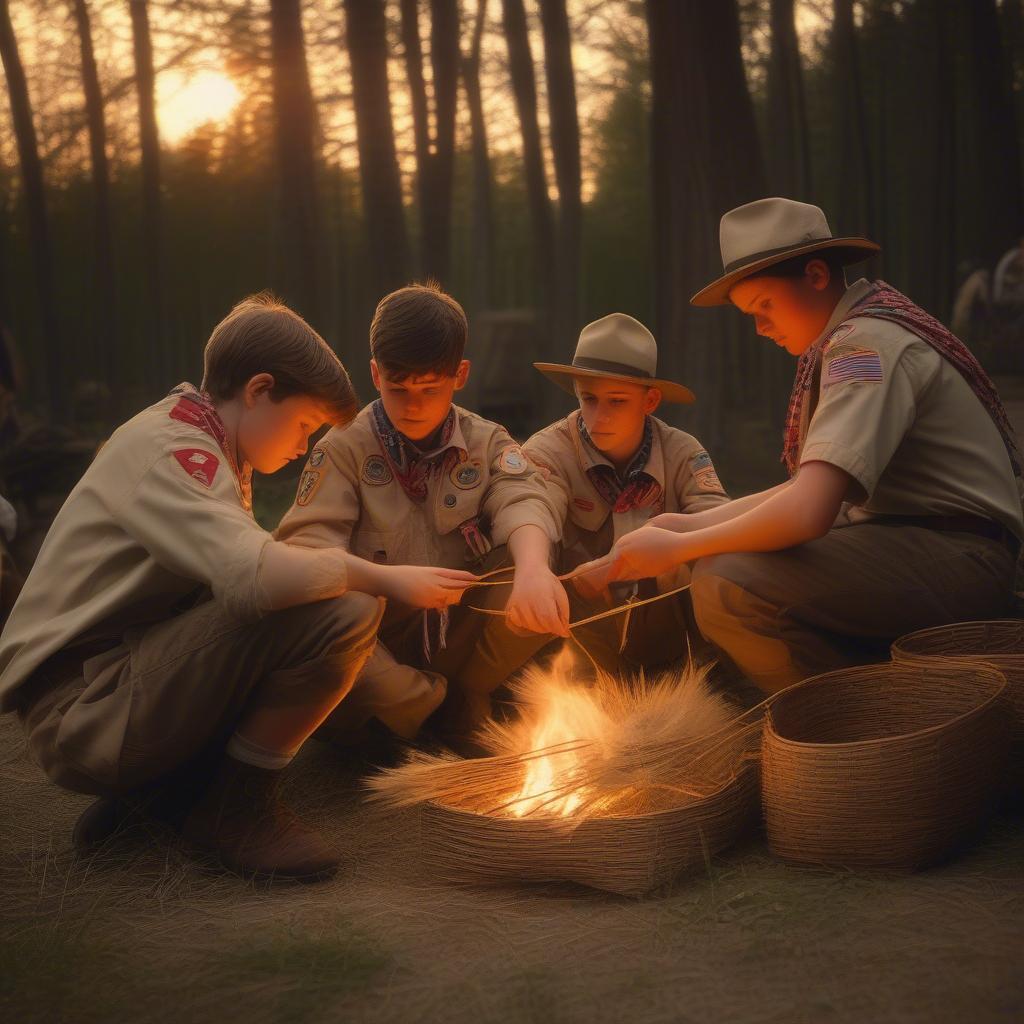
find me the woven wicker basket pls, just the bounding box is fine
[892,619,1024,770]
[416,722,762,897]
[762,661,1009,870]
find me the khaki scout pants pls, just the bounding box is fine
[690,525,1016,694]
[19,593,382,795]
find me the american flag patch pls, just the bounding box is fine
[824,347,883,387]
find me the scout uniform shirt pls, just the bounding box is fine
[524,411,731,574]
[0,385,274,714]
[275,402,561,568]
[798,279,1024,539]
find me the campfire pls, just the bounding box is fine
[367,647,763,894]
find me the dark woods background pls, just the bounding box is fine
[0,0,1022,489]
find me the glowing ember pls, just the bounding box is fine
[507,648,610,818]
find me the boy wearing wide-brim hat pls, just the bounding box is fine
[576,198,1022,693]
[524,313,730,674]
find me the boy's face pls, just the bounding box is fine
[575,377,661,460]
[370,359,470,443]
[236,379,328,473]
[728,258,838,356]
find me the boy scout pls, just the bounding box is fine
[0,295,475,879]
[276,283,566,745]
[579,198,1022,693]
[525,313,730,673]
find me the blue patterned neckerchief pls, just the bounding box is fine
[370,399,460,503]
[577,413,662,513]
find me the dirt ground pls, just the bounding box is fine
[3,395,1024,1024]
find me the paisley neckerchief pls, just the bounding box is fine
[369,399,460,503]
[577,414,662,513]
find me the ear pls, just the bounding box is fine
[243,372,275,408]
[804,258,832,292]
[644,387,662,415]
[453,359,471,391]
[369,359,382,392]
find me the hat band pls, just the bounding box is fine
[722,237,834,274]
[571,355,653,379]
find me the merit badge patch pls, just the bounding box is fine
[694,466,725,494]
[172,448,219,488]
[361,455,393,486]
[296,469,322,507]
[824,347,883,388]
[308,447,326,468]
[450,461,482,489]
[497,446,528,475]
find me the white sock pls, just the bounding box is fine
[225,732,297,771]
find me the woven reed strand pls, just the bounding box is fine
[762,661,1010,871]
[892,619,1024,762]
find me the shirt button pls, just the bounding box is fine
[444,494,456,507]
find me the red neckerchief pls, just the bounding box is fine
[369,399,460,503]
[782,282,1022,477]
[168,383,253,509]
[576,412,662,513]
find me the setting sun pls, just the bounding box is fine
[157,68,241,144]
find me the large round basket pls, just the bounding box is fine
[416,725,762,897]
[892,619,1024,772]
[762,661,1009,870]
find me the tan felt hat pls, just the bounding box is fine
[534,312,695,404]
[690,197,880,307]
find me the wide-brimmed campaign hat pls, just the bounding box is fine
[534,312,695,404]
[690,197,880,307]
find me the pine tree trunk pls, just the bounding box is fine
[766,0,811,199]
[0,0,61,410]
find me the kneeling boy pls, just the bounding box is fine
[0,295,475,879]
[526,313,730,673]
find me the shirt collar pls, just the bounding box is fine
[813,278,876,347]
[570,410,664,488]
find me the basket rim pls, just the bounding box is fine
[892,618,1024,657]
[423,763,754,825]
[765,661,1007,752]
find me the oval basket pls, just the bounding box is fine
[892,619,1024,769]
[417,723,762,897]
[762,661,1009,870]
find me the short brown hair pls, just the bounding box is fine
[369,281,468,381]
[202,293,357,424]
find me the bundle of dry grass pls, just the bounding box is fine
[366,648,762,895]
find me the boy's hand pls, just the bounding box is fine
[574,528,688,584]
[568,561,612,603]
[506,566,570,637]
[380,565,478,610]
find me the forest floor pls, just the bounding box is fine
[2,392,1024,1024]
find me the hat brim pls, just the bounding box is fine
[690,237,881,308]
[533,363,695,404]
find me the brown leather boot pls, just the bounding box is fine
[181,758,341,882]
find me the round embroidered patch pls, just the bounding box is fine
[450,461,482,489]
[296,469,322,507]
[361,455,393,486]
[827,323,856,347]
[498,446,528,475]
[308,448,325,468]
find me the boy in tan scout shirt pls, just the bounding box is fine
[0,295,476,879]
[525,313,730,673]
[582,199,1022,692]
[276,283,568,744]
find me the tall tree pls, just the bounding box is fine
[647,0,769,449]
[344,0,410,298]
[831,0,873,237]
[399,0,459,284]
[502,0,555,319]
[73,0,117,387]
[766,0,811,199]
[462,0,495,311]
[0,0,61,409]
[269,0,327,328]
[538,0,582,361]
[128,0,164,382]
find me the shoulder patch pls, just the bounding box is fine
[694,465,725,494]
[296,469,323,507]
[172,448,219,488]
[826,323,857,348]
[308,447,326,468]
[691,450,714,471]
[824,347,883,388]
[361,455,393,486]
[497,445,528,475]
